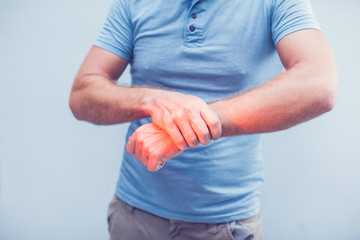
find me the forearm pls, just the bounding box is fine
[69,75,151,125]
[69,73,222,150]
[70,72,221,151]
[210,62,338,137]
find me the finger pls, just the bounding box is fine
[148,162,164,172]
[161,123,188,151]
[155,161,165,171]
[141,150,149,168]
[135,144,146,166]
[126,136,135,155]
[146,151,163,172]
[174,118,199,148]
[147,157,163,172]
[200,107,222,140]
[189,115,211,145]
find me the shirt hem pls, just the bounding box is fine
[274,25,321,46]
[93,40,131,61]
[115,191,260,223]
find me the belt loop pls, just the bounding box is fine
[124,202,135,214]
[118,197,135,214]
[208,223,217,235]
[228,221,236,232]
[130,205,135,214]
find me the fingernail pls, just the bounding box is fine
[205,135,211,144]
[182,143,189,151]
[155,164,162,171]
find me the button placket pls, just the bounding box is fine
[188,10,198,33]
[183,0,206,46]
[187,9,199,34]
[189,12,197,32]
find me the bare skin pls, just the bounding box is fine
[210,29,338,136]
[69,48,222,151]
[70,29,338,171]
[126,123,182,171]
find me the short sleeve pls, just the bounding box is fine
[271,0,320,46]
[94,0,133,60]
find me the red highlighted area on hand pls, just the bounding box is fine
[126,123,183,172]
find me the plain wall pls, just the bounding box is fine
[0,0,359,239]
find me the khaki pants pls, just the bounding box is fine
[107,195,263,240]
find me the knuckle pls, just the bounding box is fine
[183,103,194,112]
[195,99,206,109]
[137,138,145,147]
[173,111,185,122]
[150,152,160,161]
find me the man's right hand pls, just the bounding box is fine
[142,89,222,151]
[126,123,182,172]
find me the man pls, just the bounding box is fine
[69,0,337,239]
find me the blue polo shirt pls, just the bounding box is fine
[95,0,320,223]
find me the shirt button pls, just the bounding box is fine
[189,26,195,32]
[191,13,197,19]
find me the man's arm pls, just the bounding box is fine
[210,29,338,136]
[69,46,222,150]
[126,29,338,170]
[69,46,147,124]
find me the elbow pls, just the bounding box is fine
[69,92,85,121]
[319,51,339,113]
[317,73,338,114]
[320,88,337,113]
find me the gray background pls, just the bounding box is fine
[0,0,359,239]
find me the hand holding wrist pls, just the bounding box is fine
[141,88,222,150]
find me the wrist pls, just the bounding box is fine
[209,101,227,138]
[137,87,160,117]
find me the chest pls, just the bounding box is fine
[127,0,279,100]
[130,0,272,52]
